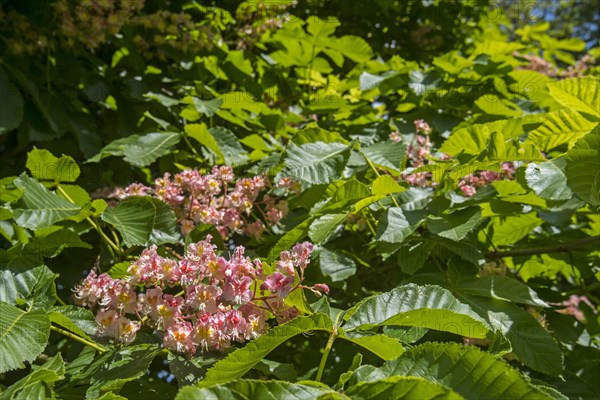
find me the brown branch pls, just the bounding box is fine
[486,235,600,259]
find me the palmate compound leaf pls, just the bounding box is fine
[343,284,490,339]
[177,380,336,400]
[0,302,51,373]
[283,142,352,185]
[349,342,554,400]
[12,174,81,230]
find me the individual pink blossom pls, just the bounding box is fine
[261,271,294,298]
[164,321,195,355]
[414,119,432,135]
[186,284,220,313]
[222,276,253,304]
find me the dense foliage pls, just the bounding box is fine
[1,1,599,399]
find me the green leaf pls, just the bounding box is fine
[168,353,207,387]
[101,197,180,247]
[548,77,599,120]
[283,142,351,184]
[459,295,563,376]
[201,314,333,386]
[12,174,81,230]
[178,380,335,400]
[88,132,180,166]
[123,132,181,167]
[525,157,573,201]
[341,334,404,361]
[0,67,23,135]
[318,247,357,282]
[375,208,423,244]
[0,354,65,399]
[397,241,434,275]
[85,345,163,398]
[332,35,373,63]
[208,126,249,166]
[361,141,406,174]
[527,109,596,151]
[49,306,97,340]
[26,148,80,183]
[487,213,543,246]
[0,302,51,373]
[427,207,482,241]
[371,175,404,195]
[21,228,92,258]
[309,214,347,244]
[344,284,490,339]
[454,276,548,307]
[185,123,222,159]
[565,128,600,206]
[346,376,463,400]
[0,265,57,309]
[351,342,552,399]
[192,97,223,117]
[440,120,508,157]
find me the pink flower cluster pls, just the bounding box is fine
[390,119,443,187]
[458,162,516,197]
[73,235,328,355]
[106,166,295,239]
[555,295,594,322]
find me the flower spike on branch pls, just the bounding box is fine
[73,235,327,356]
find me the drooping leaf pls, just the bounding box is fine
[344,284,490,339]
[283,142,351,184]
[565,128,600,206]
[0,302,51,373]
[200,314,333,386]
[12,174,81,230]
[351,342,552,399]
